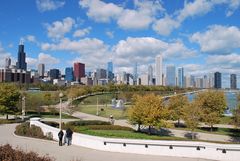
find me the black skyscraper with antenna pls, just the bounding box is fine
[16,39,27,70]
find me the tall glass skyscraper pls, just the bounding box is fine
[65,67,74,82]
[38,64,45,78]
[155,55,163,85]
[178,67,184,88]
[16,41,27,70]
[74,62,85,82]
[230,74,237,89]
[148,65,153,85]
[133,63,138,85]
[107,62,114,82]
[214,72,222,89]
[166,65,176,86]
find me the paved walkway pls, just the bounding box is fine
[0,124,211,161]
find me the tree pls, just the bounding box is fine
[183,101,201,139]
[232,105,240,128]
[128,94,169,134]
[196,90,226,132]
[0,84,20,119]
[128,95,145,131]
[168,95,189,127]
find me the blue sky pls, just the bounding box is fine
[0,0,240,87]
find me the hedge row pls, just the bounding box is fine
[87,125,132,131]
[66,120,111,126]
[0,144,54,161]
[15,122,52,140]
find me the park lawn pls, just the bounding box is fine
[219,116,233,125]
[74,127,188,141]
[79,94,114,105]
[171,126,240,137]
[75,104,128,119]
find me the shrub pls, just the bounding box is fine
[87,125,133,131]
[67,120,111,126]
[15,122,46,139]
[0,144,54,161]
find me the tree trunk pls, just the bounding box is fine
[210,125,213,132]
[191,131,194,140]
[6,114,8,120]
[148,126,151,135]
[177,119,180,127]
[137,124,140,132]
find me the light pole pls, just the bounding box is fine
[59,92,63,130]
[22,96,25,121]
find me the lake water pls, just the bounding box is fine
[186,92,239,116]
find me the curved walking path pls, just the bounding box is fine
[0,124,210,161]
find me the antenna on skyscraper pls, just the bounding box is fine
[19,38,24,45]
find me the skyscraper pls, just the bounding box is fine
[16,40,27,70]
[38,64,45,78]
[148,65,153,85]
[166,65,176,86]
[133,63,138,85]
[65,67,74,82]
[230,74,237,89]
[74,62,85,82]
[5,57,11,69]
[155,55,163,86]
[49,69,60,80]
[177,67,184,88]
[214,72,222,89]
[107,62,114,82]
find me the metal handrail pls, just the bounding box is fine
[103,141,205,150]
[216,148,240,153]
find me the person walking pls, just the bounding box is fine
[66,128,73,146]
[58,130,64,146]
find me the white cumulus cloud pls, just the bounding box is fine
[191,25,240,53]
[73,27,91,37]
[79,0,123,23]
[27,53,60,69]
[0,43,11,68]
[45,17,75,39]
[36,0,65,12]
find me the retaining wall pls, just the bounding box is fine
[30,118,240,161]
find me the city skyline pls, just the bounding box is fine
[0,0,240,88]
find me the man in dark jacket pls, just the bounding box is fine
[58,130,64,146]
[66,128,73,146]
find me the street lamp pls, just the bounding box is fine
[22,96,25,121]
[59,92,63,130]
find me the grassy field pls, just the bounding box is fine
[219,116,233,125]
[74,104,128,119]
[172,126,240,137]
[73,93,129,119]
[79,129,187,140]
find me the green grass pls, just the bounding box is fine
[220,116,233,125]
[75,104,128,119]
[172,126,240,137]
[76,94,114,105]
[81,130,188,140]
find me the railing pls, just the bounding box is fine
[103,141,206,150]
[216,148,240,153]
